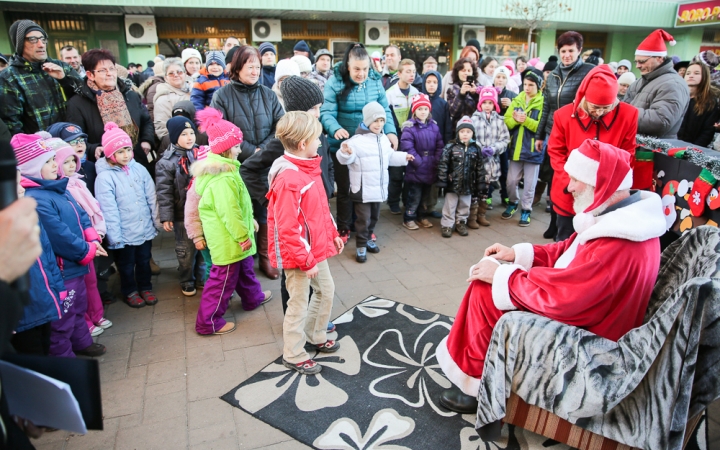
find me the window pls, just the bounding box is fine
[277,20,358,61]
[54,39,87,60]
[156,18,249,56]
[556,30,608,59]
[483,27,529,60]
[389,23,453,74]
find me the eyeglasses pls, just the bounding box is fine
[92,66,118,75]
[166,70,185,76]
[25,36,47,45]
[634,57,651,65]
[68,138,86,146]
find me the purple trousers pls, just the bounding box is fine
[195,256,264,335]
[50,276,93,357]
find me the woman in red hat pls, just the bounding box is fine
[546,64,639,241]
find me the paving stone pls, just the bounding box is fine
[187,357,248,402]
[101,375,146,418]
[188,397,235,430]
[129,331,186,366]
[65,417,119,449]
[147,357,187,385]
[220,318,276,351]
[145,376,187,398]
[151,315,186,336]
[95,331,133,362]
[234,409,292,449]
[190,436,238,450]
[187,342,226,367]
[115,415,187,450]
[142,390,187,424]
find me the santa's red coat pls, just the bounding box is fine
[547,102,639,217]
[437,192,666,397]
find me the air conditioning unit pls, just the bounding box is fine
[365,21,389,46]
[124,15,158,46]
[251,19,282,42]
[460,25,486,48]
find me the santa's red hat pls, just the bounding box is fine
[573,64,618,106]
[564,139,633,212]
[636,29,676,57]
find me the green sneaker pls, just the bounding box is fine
[501,203,518,219]
[485,198,493,210]
[519,210,531,227]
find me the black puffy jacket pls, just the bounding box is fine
[241,134,335,207]
[536,59,595,140]
[210,79,284,162]
[436,139,487,196]
[155,144,198,223]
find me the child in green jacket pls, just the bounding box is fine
[502,70,545,227]
[191,108,272,335]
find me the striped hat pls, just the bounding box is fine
[196,107,243,154]
[11,133,55,179]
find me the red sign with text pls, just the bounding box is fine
[676,1,720,27]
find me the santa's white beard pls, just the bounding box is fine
[573,188,595,215]
[573,186,610,216]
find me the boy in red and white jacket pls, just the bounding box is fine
[267,111,344,376]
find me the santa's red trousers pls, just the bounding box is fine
[450,280,509,377]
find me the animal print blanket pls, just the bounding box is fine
[476,226,720,450]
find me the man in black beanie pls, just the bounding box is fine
[240,75,336,329]
[0,19,83,135]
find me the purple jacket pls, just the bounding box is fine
[401,118,444,185]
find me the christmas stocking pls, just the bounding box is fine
[689,168,717,217]
[632,150,654,190]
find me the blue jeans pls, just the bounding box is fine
[174,221,207,284]
[115,240,153,296]
[404,182,432,222]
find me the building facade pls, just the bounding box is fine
[2,0,719,73]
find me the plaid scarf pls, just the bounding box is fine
[87,79,139,145]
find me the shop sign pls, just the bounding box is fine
[700,45,720,55]
[676,1,720,27]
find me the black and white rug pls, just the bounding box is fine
[222,296,707,449]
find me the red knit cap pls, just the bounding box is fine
[196,107,243,154]
[411,93,432,114]
[574,64,618,106]
[636,29,676,57]
[564,139,633,212]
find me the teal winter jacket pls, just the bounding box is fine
[320,62,396,152]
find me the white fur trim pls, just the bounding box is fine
[491,264,523,311]
[635,50,667,57]
[565,150,599,186]
[512,243,534,271]
[436,336,480,397]
[669,40,676,46]
[576,191,667,245]
[619,169,633,190]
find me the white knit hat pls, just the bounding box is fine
[618,72,637,86]
[290,55,312,74]
[492,66,512,82]
[275,59,301,81]
[181,48,202,65]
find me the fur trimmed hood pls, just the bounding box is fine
[190,153,239,178]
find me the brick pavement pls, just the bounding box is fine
[31,198,720,449]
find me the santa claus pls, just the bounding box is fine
[436,139,667,413]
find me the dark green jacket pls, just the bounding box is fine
[0,55,83,135]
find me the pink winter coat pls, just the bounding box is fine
[184,181,204,243]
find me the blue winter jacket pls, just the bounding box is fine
[190,72,230,112]
[18,222,65,332]
[94,158,160,250]
[401,118,444,185]
[320,62,397,153]
[24,176,98,281]
[422,71,453,145]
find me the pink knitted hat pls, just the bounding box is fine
[48,138,80,178]
[478,86,500,113]
[11,133,56,179]
[196,145,210,160]
[101,122,133,160]
[196,108,243,154]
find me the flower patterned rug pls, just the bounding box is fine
[222,296,708,450]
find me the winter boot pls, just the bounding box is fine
[455,221,469,236]
[257,223,279,279]
[467,201,480,229]
[476,200,491,227]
